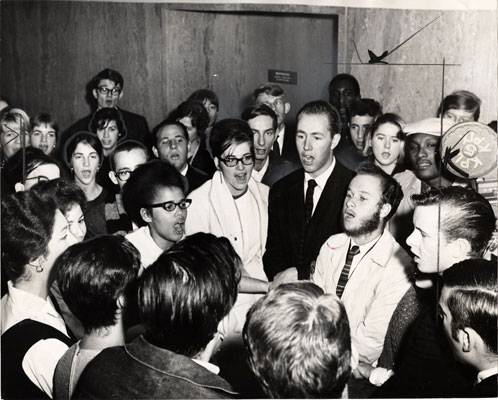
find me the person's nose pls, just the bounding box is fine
[257,133,265,147]
[83,156,90,167]
[235,159,245,170]
[303,136,312,151]
[385,138,391,149]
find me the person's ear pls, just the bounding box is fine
[380,203,392,219]
[214,157,220,170]
[116,294,126,310]
[14,182,25,192]
[109,171,118,186]
[284,102,291,115]
[118,89,123,101]
[152,146,159,159]
[140,207,152,224]
[92,88,98,100]
[458,328,471,353]
[448,238,472,263]
[331,133,341,151]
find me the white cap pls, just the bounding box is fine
[404,117,453,137]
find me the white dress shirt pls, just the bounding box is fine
[251,157,270,182]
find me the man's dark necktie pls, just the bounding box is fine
[304,179,317,226]
[336,245,360,298]
[272,139,281,156]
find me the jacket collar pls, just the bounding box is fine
[125,336,237,395]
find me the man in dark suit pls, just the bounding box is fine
[61,69,150,153]
[152,119,208,194]
[263,100,354,281]
[242,104,299,187]
[253,83,299,163]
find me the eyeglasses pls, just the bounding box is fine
[263,98,284,111]
[219,153,254,167]
[147,198,192,212]
[24,175,50,184]
[97,86,121,96]
[115,169,132,182]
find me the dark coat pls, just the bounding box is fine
[280,122,299,163]
[186,165,209,193]
[471,374,498,398]
[261,152,300,187]
[263,161,354,280]
[73,335,237,399]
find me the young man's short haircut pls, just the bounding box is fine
[138,232,241,357]
[92,68,124,89]
[54,235,140,333]
[252,83,286,101]
[296,100,342,137]
[167,101,209,137]
[110,139,150,172]
[241,104,278,131]
[356,164,403,220]
[209,118,255,160]
[243,281,351,398]
[187,89,219,109]
[328,73,361,97]
[122,160,186,227]
[30,113,59,137]
[437,90,481,121]
[349,98,382,120]
[412,187,496,256]
[151,118,188,146]
[442,258,497,354]
[1,190,57,281]
[31,178,86,215]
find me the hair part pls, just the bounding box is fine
[241,104,278,131]
[412,187,496,256]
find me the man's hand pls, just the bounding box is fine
[270,267,298,290]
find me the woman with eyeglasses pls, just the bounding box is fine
[186,119,270,335]
[65,131,108,237]
[122,160,190,274]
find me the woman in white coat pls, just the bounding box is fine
[186,119,269,335]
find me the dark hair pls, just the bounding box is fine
[442,259,497,354]
[30,113,59,138]
[167,101,209,138]
[243,281,351,398]
[252,83,286,101]
[187,89,219,109]
[152,118,189,147]
[122,160,186,226]
[110,139,150,172]
[92,68,124,89]
[209,118,255,160]
[31,178,86,215]
[241,104,278,131]
[2,146,61,195]
[296,100,342,137]
[369,113,405,140]
[412,187,495,256]
[328,74,361,97]
[356,164,403,220]
[54,235,139,333]
[349,98,382,120]
[1,190,57,281]
[437,90,481,121]
[138,232,241,357]
[64,131,103,167]
[89,107,127,140]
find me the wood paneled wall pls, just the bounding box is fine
[342,8,497,123]
[1,1,496,134]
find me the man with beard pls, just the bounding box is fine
[312,164,412,367]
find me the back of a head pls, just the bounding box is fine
[244,281,351,398]
[122,160,185,227]
[296,100,342,137]
[31,178,86,215]
[412,186,496,257]
[54,235,140,334]
[209,118,254,159]
[137,232,241,357]
[442,258,497,355]
[1,190,56,282]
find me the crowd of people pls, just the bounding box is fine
[1,68,497,399]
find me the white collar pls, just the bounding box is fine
[252,157,270,182]
[477,365,498,383]
[179,164,188,176]
[351,233,382,255]
[192,358,220,375]
[304,157,336,190]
